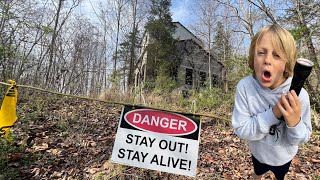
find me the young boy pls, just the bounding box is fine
[232,24,312,180]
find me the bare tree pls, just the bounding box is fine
[111,0,129,87]
[89,0,117,91]
[45,0,63,87]
[247,0,278,24]
[285,0,320,110]
[217,0,260,38]
[191,0,220,89]
[45,0,80,89]
[127,0,138,89]
[0,0,50,84]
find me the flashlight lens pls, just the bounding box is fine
[297,58,314,67]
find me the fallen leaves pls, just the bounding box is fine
[8,153,24,162]
[46,148,62,155]
[1,95,318,179]
[30,167,41,177]
[311,159,320,163]
[32,142,49,152]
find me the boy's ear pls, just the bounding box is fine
[284,71,290,77]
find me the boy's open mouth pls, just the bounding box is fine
[262,71,272,81]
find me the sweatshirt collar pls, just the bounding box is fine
[251,74,292,94]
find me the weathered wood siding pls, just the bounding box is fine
[135,22,223,90]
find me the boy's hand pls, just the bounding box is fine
[274,90,301,127]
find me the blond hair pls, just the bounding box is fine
[248,24,297,77]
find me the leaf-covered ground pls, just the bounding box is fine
[1,95,319,179]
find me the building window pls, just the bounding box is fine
[171,66,178,81]
[199,71,206,87]
[212,74,218,86]
[185,68,193,85]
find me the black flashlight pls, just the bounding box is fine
[289,58,314,95]
[276,58,314,122]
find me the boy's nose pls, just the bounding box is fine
[264,54,272,65]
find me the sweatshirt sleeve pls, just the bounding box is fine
[232,80,280,141]
[285,88,312,145]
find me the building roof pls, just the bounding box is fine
[172,22,203,46]
[177,39,224,67]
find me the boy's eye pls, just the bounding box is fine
[273,53,280,58]
[257,51,265,55]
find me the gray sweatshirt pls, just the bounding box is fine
[232,75,312,166]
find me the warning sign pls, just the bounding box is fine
[111,105,201,177]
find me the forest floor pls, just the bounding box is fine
[0,94,319,179]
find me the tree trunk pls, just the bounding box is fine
[127,0,138,89]
[296,0,320,111]
[45,0,63,87]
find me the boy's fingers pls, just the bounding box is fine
[290,90,297,97]
[290,90,301,109]
[281,94,291,110]
[276,101,286,116]
[287,91,296,107]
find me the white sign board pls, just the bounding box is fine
[111,105,201,177]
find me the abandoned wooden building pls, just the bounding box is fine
[135,22,223,91]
